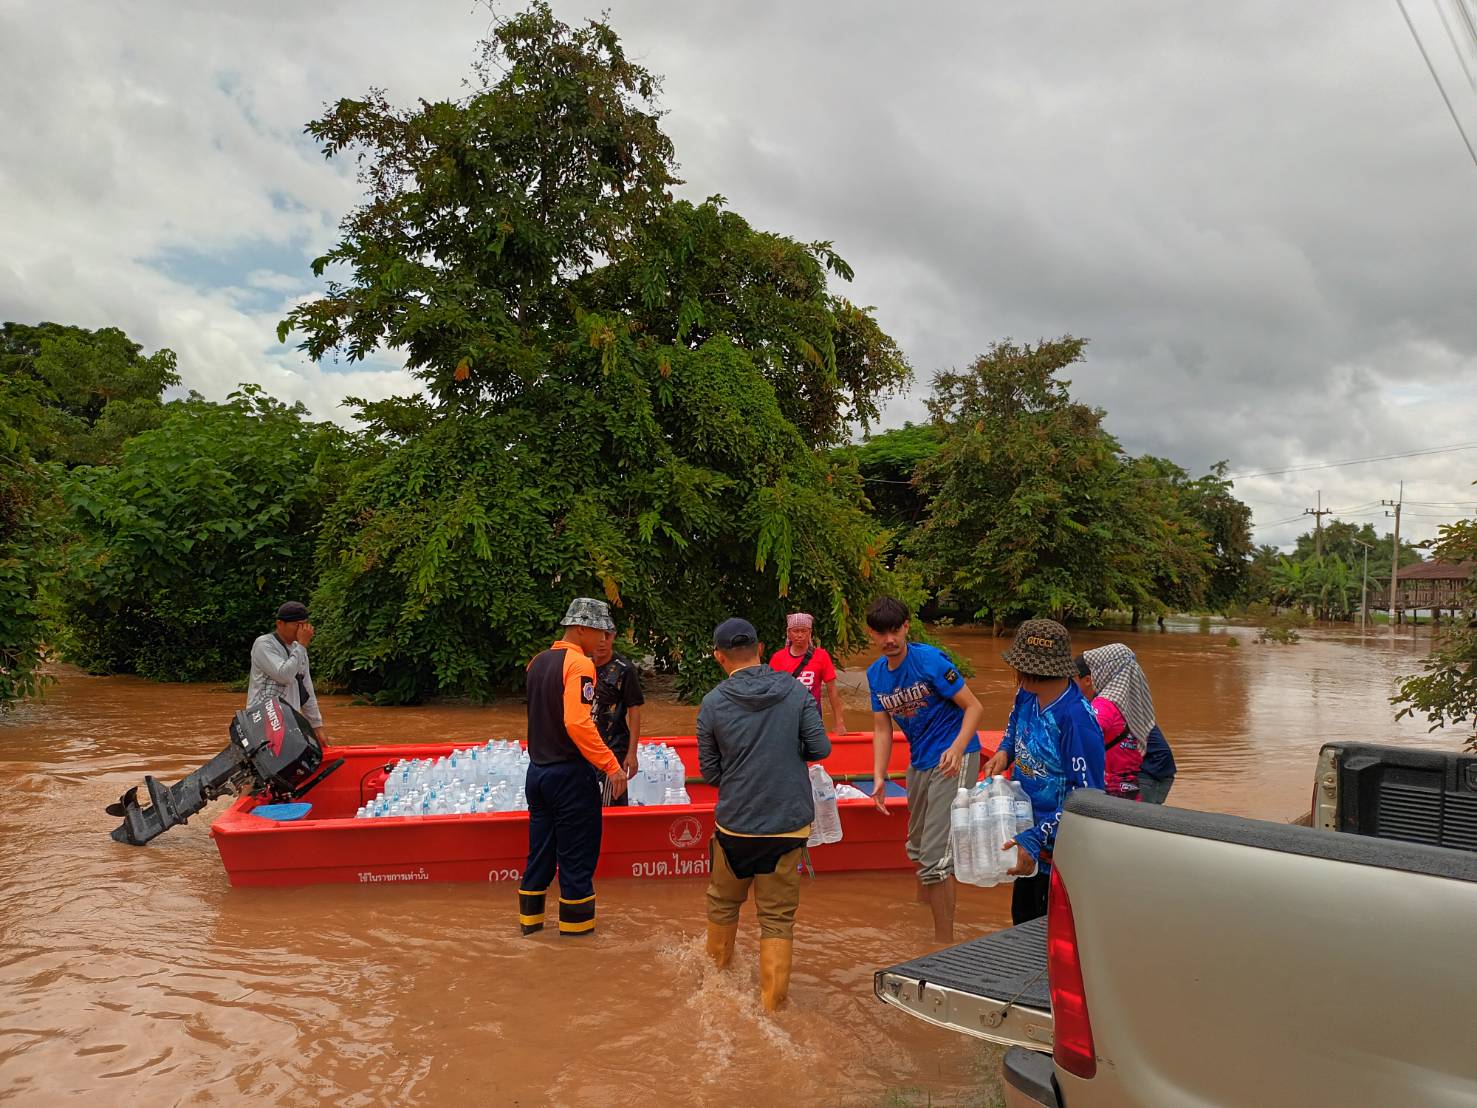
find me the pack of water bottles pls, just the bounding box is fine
[950,774,1037,886]
[355,740,530,818]
[806,764,843,847]
[626,742,691,807]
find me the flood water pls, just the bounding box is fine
[0,620,1456,1106]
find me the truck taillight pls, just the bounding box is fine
[1047,867,1097,1080]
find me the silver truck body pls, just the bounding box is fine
[877,743,1477,1108]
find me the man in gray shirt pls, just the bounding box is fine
[246,600,325,740]
[697,616,831,1012]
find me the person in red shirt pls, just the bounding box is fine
[768,612,849,733]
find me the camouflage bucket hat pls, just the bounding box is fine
[1001,619,1076,678]
[559,597,616,632]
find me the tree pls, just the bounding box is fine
[911,337,1175,626]
[61,388,346,681]
[1394,516,1477,749]
[1243,519,1424,618]
[0,436,59,708]
[0,322,179,467]
[1120,456,1216,619]
[281,5,904,701]
[1186,462,1254,609]
[841,422,941,536]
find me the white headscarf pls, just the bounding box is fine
[1084,644,1157,742]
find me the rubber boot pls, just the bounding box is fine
[759,937,793,1012]
[706,921,738,969]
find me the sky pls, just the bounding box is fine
[4,0,1477,549]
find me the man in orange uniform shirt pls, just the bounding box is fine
[519,598,628,937]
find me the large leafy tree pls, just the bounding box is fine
[1394,515,1477,749]
[844,422,941,534]
[282,4,906,701]
[0,320,179,706]
[62,388,346,681]
[0,322,179,467]
[910,337,1172,626]
[0,434,59,707]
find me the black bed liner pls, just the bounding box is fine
[877,917,1050,1011]
[873,918,1052,1048]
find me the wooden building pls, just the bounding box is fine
[1372,560,1474,621]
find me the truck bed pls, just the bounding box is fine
[874,917,1053,1050]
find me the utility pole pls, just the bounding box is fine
[1304,489,1332,558]
[1383,481,1403,626]
[1354,538,1374,629]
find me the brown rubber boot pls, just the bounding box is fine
[759,937,793,1012]
[706,921,738,969]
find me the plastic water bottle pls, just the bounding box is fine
[805,765,842,845]
[969,784,997,885]
[819,766,842,844]
[987,776,1019,885]
[950,787,976,884]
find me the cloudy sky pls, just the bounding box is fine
[4,0,1477,548]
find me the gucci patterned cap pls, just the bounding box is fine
[1001,619,1076,678]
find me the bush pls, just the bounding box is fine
[0,452,59,706]
[60,387,345,680]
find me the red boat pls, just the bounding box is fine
[211,732,1003,888]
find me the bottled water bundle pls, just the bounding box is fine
[355,740,530,818]
[951,775,1036,886]
[626,742,690,807]
[805,764,843,847]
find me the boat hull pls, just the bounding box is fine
[210,732,1002,888]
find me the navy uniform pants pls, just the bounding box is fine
[518,760,603,936]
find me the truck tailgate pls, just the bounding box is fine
[874,917,1053,1051]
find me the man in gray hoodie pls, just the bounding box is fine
[697,616,831,1011]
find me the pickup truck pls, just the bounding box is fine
[874,742,1477,1107]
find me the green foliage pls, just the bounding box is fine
[0,445,60,708]
[283,6,903,703]
[284,1,680,408]
[1394,517,1477,749]
[0,322,179,467]
[1243,520,1423,620]
[314,335,887,703]
[0,318,179,707]
[910,337,1219,625]
[61,387,346,681]
[1256,620,1302,645]
[842,422,941,533]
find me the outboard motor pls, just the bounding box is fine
[107,698,338,845]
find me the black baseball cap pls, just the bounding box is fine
[276,601,310,622]
[713,617,758,649]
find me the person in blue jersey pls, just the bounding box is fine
[983,619,1106,925]
[866,596,985,943]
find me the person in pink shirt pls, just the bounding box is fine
[768,613,849,733]
[1075,651,1143,800]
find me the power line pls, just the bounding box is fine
[1225,440,1477,481]
[1396,0,1477,176]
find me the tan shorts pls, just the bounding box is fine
[705,837,803,939]
[905,751,981,885]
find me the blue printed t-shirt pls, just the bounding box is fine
[999,684,1106,867]
[867,642,979,771]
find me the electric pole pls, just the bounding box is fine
[1304,490,1332,558]
[1383,482,1403,626]
[1354,538,1374,629]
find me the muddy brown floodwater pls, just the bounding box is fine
[0,620,1455,1106]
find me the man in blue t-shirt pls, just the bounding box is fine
[984,619,1105,924]
[866,596,984,943]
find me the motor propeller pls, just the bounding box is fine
[107,698,335,845]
